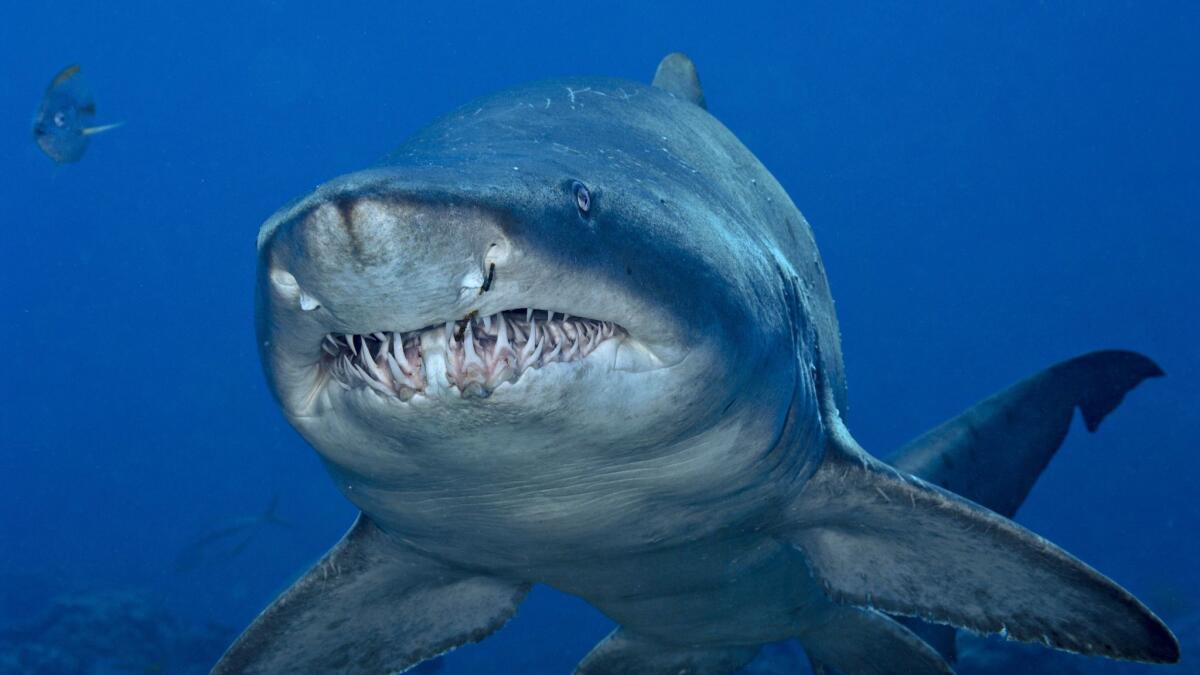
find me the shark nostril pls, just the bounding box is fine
[270,269,298,291]
[478,263,496,295]
[484,239,510,268]
[270,268,321,311]
[299,291,321,311]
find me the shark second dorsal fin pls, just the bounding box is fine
[652,52,707,109]
[891,349,1163,518]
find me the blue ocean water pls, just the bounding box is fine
[0,2,1196,672]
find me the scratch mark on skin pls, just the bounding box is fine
[874,487,891,503]
[544,98,551,109]
[551,142,582,156]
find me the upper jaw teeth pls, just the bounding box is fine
[324,309,622,401]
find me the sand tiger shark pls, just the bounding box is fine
[216,54,1179,674]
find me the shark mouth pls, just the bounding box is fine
[322,309,624,400]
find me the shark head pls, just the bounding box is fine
[254,80,816,561]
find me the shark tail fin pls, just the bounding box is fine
[786,419,1179,664]
[652,53,707,109]
[891,350,1163,518]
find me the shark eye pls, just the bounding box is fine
[572,181,591,215]
[53,111,67,128]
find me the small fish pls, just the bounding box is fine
[32,64,122,163]
[174,496,290,572]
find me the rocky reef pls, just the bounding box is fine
[0,590,231,675]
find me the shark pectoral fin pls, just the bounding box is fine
[801,606,952,675]
[575,628,757,675]
[212,513,529,674]
[786,425,1180,664]
[890,350,1163,517]
[651,53,707,109]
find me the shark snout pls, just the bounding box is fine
[264,181,514,323]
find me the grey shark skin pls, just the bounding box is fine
[219,55,1179,674]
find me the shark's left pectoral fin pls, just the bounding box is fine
[212,513,529,674]
[785,420,1179,664]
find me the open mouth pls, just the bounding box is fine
[322,309,625,400]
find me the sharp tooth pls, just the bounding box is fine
[464,324,486,372]
[372,332,386,342]
[322,339,339,356]
[397,352,415,378]
[354,364,393,395]
[544,339,562,363]
[522,318,538,358]
[564,335,579,361]
[347,335,358,356]
[496,315,511,353]
[363,350,390,385]
[523,325,544,368]
[487,360,514,388]
[563,314,571,322]
[525,308,533,322]
[386,353,408,385]
[547,311,556,324]
[561,321,578,340]
[482,314,493,332]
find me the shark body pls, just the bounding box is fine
[216,55,1178,674]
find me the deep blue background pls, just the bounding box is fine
[1,2,1196,672]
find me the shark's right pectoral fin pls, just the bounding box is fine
[213,513,529,674]
[786,421,1180,664]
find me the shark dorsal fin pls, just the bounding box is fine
[652,52,707,109]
